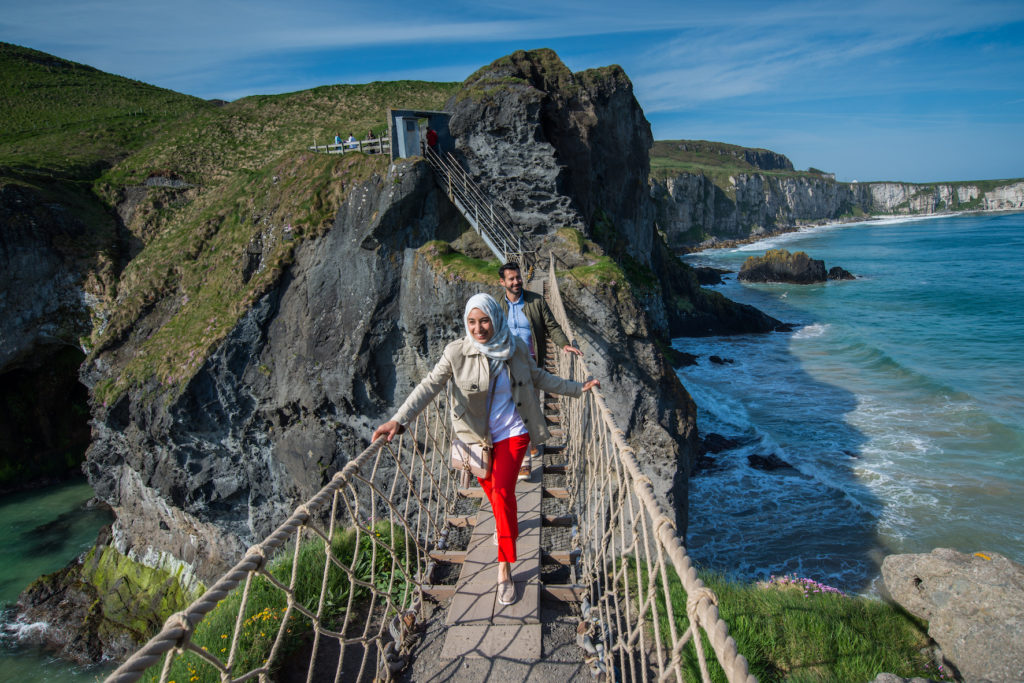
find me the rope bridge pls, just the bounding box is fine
[106,258,754,682]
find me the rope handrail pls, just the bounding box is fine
[105,396,462,683]
[107,257,754,682]
[546,252,755,683]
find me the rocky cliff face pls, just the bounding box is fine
[448,50,783,339]
[654,170,1024,249]
[83,160,471,582]
[0,178,118,489]
[446,49,789,520]
[9,50,796,664]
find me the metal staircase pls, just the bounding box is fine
[424,146,534,275]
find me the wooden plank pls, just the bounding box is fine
[445,514,477,527]
[542,549,581,565]
[458,487,486,498]
[491,582,539,624]
[541,584,587,602]
[429,550,466,563]
[445,582,495,626]
[543,487,570,499]
[422,585,457,601]
[544,463,567,475]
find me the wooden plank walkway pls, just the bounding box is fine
[439,452,545,659]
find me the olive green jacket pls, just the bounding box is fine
[391,336,582,445]
[499,290,571,362]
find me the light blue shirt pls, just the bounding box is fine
[506,295,533,358]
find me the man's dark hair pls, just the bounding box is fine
[498,262,521,279]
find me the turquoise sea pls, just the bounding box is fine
[676,211,1024,594]
[0,481,113,681]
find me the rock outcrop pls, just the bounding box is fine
[738,249,827,284]
[827,266,855,280]
[13,528,201,665]
[0,177,117,489]
[83,160,471,582]
[448,49,784,340]
[882,548,1024,683]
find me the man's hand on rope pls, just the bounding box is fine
[562,344,584,357]
[582,379,601,392]
[372,420,405,443]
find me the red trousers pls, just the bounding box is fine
[478,433,531,562]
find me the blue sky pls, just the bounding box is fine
[3,0,1023,182]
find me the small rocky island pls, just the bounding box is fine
[738,248,855,284]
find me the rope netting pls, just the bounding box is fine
[546,254,756,683]
[106,256,755,683]
[106,394,463,683]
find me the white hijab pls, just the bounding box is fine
[463,293,515,375]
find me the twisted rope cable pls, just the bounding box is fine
[107,396,462,683]
[545,253,756,683]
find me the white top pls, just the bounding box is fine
[488,365,527,443]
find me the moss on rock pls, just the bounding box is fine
[16,538,204,664]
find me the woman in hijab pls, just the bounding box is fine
[372,293,599,605]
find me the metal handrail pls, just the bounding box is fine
[423,147,535,273]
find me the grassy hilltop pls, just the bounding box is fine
[0,42,458,403]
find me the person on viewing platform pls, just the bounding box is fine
[345,133,357,149]
[372,293,599,606]
[334,133,342,147]
[426,127,438,152]
[498,261,583,480]
[367,129,376,139]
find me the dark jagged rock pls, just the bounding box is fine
[882,548,1024,683]
[827,265,855,280]
[739,249,827,284]
[700,433,740,454]
[13,527,199,666]
[84,160,471,582]
[708,355,734,365]
[694,266,728,285]
[0,177,119,489]
[747,453,793,471]
[448,48,785,339]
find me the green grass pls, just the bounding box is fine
[625,560,946,683]
[3,42,460,403]
[142,522,411,682]
[417,240,501,283]
[0,42,210,176]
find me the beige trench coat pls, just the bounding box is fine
[390,336,582,445]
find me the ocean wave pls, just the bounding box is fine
[793,323,830,339]
[0,615,50,646]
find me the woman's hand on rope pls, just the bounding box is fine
[562,344,583,357]
[582,379,601,392]
[372,420,404,443]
